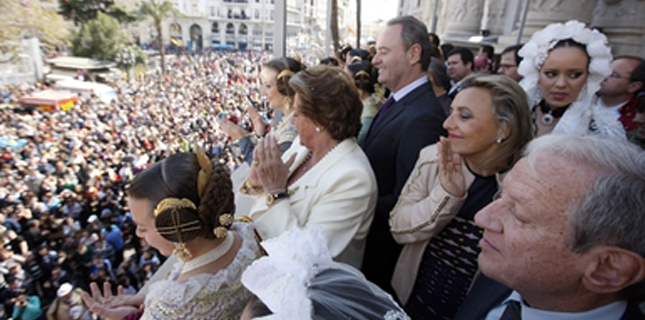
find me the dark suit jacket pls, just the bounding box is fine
[453,274,645,320]
[360,81,447,293]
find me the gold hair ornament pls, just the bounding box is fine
[293,54,302,63]
[154,198,201,261]
[351,56,362,63]
[154,198,197,217]
[277,69,294,81]
[194,142,213,199]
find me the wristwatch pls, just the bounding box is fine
[266,190,290,205]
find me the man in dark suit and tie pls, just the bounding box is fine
[360,15,447,294]
[453,135,645,320]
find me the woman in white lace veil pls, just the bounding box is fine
[80,145,261,320]
[518,20,625,139]
[240,227,410,320]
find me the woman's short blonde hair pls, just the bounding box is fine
[289,66,363,141]
[458,74,534,172]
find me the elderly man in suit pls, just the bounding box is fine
[360,15,447,294]
[453,134,645,320]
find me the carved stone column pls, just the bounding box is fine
[592,0,645,56]
[443,0,486,36]
[519,0,596,42]
[481,0,509,36]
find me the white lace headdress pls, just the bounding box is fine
[241,227,410,320]
[517,20,624,138]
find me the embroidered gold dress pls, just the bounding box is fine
[140,223,260,320]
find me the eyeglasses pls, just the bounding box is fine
[609,72,629,80]
[498,64,517,70]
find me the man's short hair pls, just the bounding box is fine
[447,47,474,70]
[501,44,524,66]
[387,15,432,71]
[524,135,645,299]
[614,55,645,94]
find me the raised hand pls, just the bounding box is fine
[437,136,465,198]
[253,136,296,194]
[247,107,266,137]
[81,282,143,320]
[217,118,248,141]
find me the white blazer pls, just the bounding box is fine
[249,136,377,269]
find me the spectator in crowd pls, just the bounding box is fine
[428,32,440,48]
[596,56,645,131]
[390,75,533,319]
[10,294,42,320]
[519,20,624,138]
[453,134,645,320]
[243,65,377,269]
[447,48,474,96]
[361,15,447,294]
[497,44,524,81]
[46,283,91,320]
[439,43,454,61]
[475,44,495,74]
[628,93,645,149]
[427,56,453,115]
[346,60,383,145]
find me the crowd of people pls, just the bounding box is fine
[1,14,645,320]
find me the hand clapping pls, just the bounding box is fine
[252,136,296,194]
[437,136,466,198]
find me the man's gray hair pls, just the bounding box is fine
[524,135,645,258]
[387,15,432,71]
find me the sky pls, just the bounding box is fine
[361,0,399,22]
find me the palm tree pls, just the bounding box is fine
[356,0,361,48]
[139,0,176,75]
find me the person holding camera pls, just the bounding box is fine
[10,294,41,320]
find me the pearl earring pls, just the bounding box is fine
[496,137,502,143]
[315,127,321,132]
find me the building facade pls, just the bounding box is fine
[397,0,645,56]
[121,0,357,52]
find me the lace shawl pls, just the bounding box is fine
[141,223,260,320]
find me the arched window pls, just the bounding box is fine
[226,23,235,34]
[239,23,248,35]
[212,22,219,33]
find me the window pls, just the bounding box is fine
[212,22,219,33]
[255,9,259,19]
[210,6,215,16]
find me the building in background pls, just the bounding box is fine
[397,0,645,56]
[118,0,358,52]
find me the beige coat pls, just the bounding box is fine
[46,289,90,320]
[389,144,502,305]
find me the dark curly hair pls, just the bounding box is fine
[127,152,235,242]
[289,66,363,141]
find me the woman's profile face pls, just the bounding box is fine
[260,68,283,110]
[130,197,175,256]
[538,46,589,108]
[444,87,502,160]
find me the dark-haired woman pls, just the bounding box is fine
[219,57,305,164]
[81,148,260,320]
[518,20,624,138]
[241,65,377,269]
[346,60,382,145]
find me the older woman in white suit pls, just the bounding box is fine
[240,65,377,269]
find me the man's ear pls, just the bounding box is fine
[407,43,422,66]
[582,246,645,294]
[627,81,643,95]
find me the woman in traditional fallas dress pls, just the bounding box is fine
[81,145,261,320]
